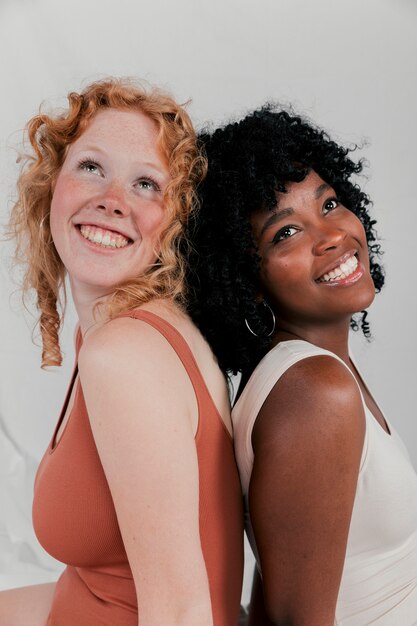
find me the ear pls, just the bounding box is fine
[253,279,266,303]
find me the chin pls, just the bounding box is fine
[358,282,377,310]
[347,298,375,320]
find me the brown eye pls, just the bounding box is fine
[323,198,339,213]
[272,226,298,244]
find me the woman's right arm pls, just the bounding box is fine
[0,582,55,626]
[248,356,365,626]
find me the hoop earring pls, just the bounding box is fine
[245,300,276,338]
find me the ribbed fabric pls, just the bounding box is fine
[33,310,244,625]
[233,339,417,625]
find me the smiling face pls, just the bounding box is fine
[250,170,376,336]
[50,108,170,300]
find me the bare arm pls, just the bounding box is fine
[0,583,56,626]
[249,356,365,626]
[78,318,213,626]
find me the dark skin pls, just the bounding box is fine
[247,568,274,626]
[245,171,388,625]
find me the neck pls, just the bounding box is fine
[272,318,351,364]
[69,278,111,337]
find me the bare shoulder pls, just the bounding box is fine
[249,353,366,624]
[76,311,213,621]
[253,353,365,453]
[79,314,181,373]
[78,314,195,408]
[78,311,200,435]
[131,301,233,433]
[78,304,231,436]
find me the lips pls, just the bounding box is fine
[77,224,132,249]
[315,249,361,283]
[316,253,359,283]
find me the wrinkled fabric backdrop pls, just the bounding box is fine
[1,0,416,607]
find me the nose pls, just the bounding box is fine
[94,184,130,217]
[312,222,347,256]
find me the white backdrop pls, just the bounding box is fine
[0,0,416,606]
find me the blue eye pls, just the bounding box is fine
[323,198,339,213]
[136,178,161,193]
[272,225,298,244]
[78,159,101,175]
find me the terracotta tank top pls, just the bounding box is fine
[33,310,244,625]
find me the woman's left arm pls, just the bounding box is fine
[78,317,213,626]
[0,583,56,626]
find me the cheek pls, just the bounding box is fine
[260,257,290,304]
[350,213,369,244]
[349,215,371,269]
[49,176,76,250]
[259,252,314,317]
[261,254,305,291]
[50,175,76,219]
[136,203,166,239]
[49,192,64,246]
[49,195,61,244]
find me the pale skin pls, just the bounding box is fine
[78,299,228,626]
[244,171,387,625]
[0,584,56,626]
[0,107,231,625]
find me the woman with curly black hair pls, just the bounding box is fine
[187,106,417,625]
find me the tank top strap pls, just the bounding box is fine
[117,309,215,424]
[233,339,369,496]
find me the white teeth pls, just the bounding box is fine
[79,225,129,249]
[318,255,358,283]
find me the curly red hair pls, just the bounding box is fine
[10,78,206,367]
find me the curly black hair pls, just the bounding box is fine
[186,105,384,376]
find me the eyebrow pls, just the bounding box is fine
[260,207,294,236]
[259,183,332,235]
[315,182,331,198]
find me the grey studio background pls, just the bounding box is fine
[0,0,416,607]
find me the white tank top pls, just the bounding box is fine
[233,340,417,625]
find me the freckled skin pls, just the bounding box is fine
[50,108,170,301]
